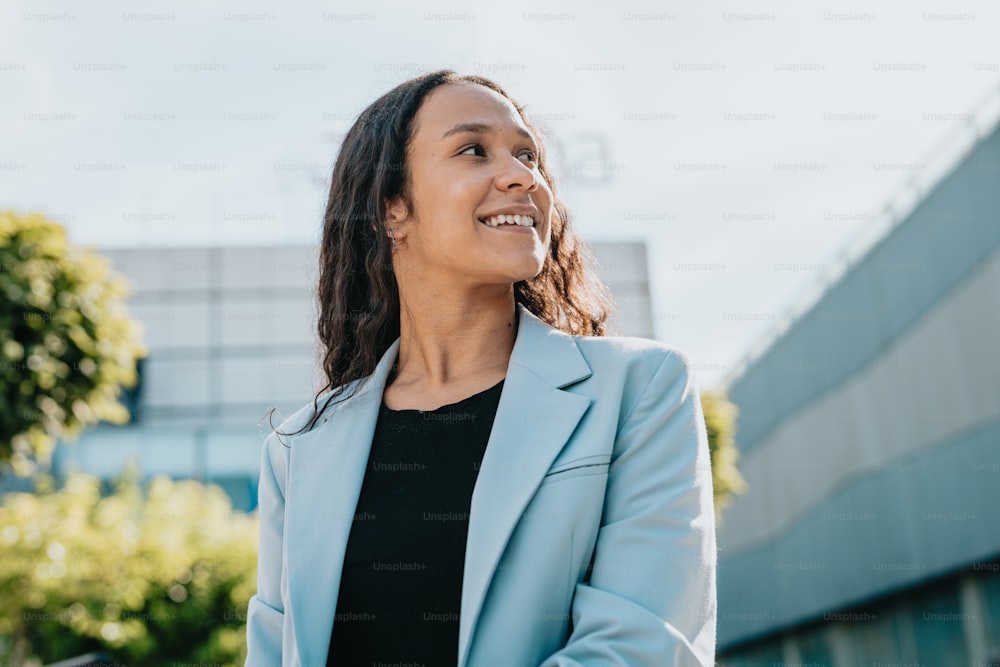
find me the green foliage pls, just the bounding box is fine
[0,465,256,666]
[701,389,748,517]
[0,211,147,476]
[0,394,744,665]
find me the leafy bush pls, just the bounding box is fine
[0,465,256,666]
[0,211,146,476]
[0,391,743,665]
[701,389,748,517]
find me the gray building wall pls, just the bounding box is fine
[717,122,1000,663]
[50,241,653,510]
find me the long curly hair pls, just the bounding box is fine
[279,69,615,438]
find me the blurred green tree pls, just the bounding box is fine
[0,465,256,666]
[701,389,748,517]
[0,211,146,476]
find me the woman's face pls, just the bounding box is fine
[387,82,553,289]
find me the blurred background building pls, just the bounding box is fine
[47,241,654,512]
[715,118,1000,664]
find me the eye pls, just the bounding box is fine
[518,149,538,163]
[458,143,487,157]
[458,143,539,164]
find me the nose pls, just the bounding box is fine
[494,153,539,192]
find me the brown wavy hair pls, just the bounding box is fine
[276,69,615,440]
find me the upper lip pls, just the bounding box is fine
[478,205,541,226]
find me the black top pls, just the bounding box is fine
[327,378,505,666]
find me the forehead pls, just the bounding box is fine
[411,83,532,143]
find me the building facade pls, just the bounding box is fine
[716,121,1000,664]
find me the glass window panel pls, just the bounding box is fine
[851,604,904,665]
[718,638,784,667]
[797,623,835,665]
[909,580,969,664]
[980,564,1000,657]
[209,475,254,513]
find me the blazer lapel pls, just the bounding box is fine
[283,303,593,666]
[283,340,399,666]
[458,304,593,667]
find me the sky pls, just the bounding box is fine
[2,0,998,390]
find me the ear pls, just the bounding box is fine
[384,196,409,226]
[383,196,411,243]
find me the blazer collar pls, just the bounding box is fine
[282,302,594,666]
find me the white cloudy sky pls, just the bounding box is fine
[2,0,998,390]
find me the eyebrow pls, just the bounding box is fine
[440,122,536,144]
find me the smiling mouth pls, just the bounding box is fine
[478,214,536,228]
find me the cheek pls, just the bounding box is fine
[540,190,556,233]
[537,180,555,214]
[426,170,485,214]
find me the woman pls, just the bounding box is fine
[245,70,716,666]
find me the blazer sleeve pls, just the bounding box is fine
[244,431,287,666]
[538,350,717,666]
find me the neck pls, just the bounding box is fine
[392,281,519,390]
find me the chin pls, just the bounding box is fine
[512,264,545,284]
[476,259,544,286]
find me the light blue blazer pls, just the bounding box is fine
[245,302,716,666]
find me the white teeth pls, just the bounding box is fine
[480,214,534,227]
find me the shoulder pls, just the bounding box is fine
[262,378,367,452]
[573,333,696,385]
[570,334,700,426]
